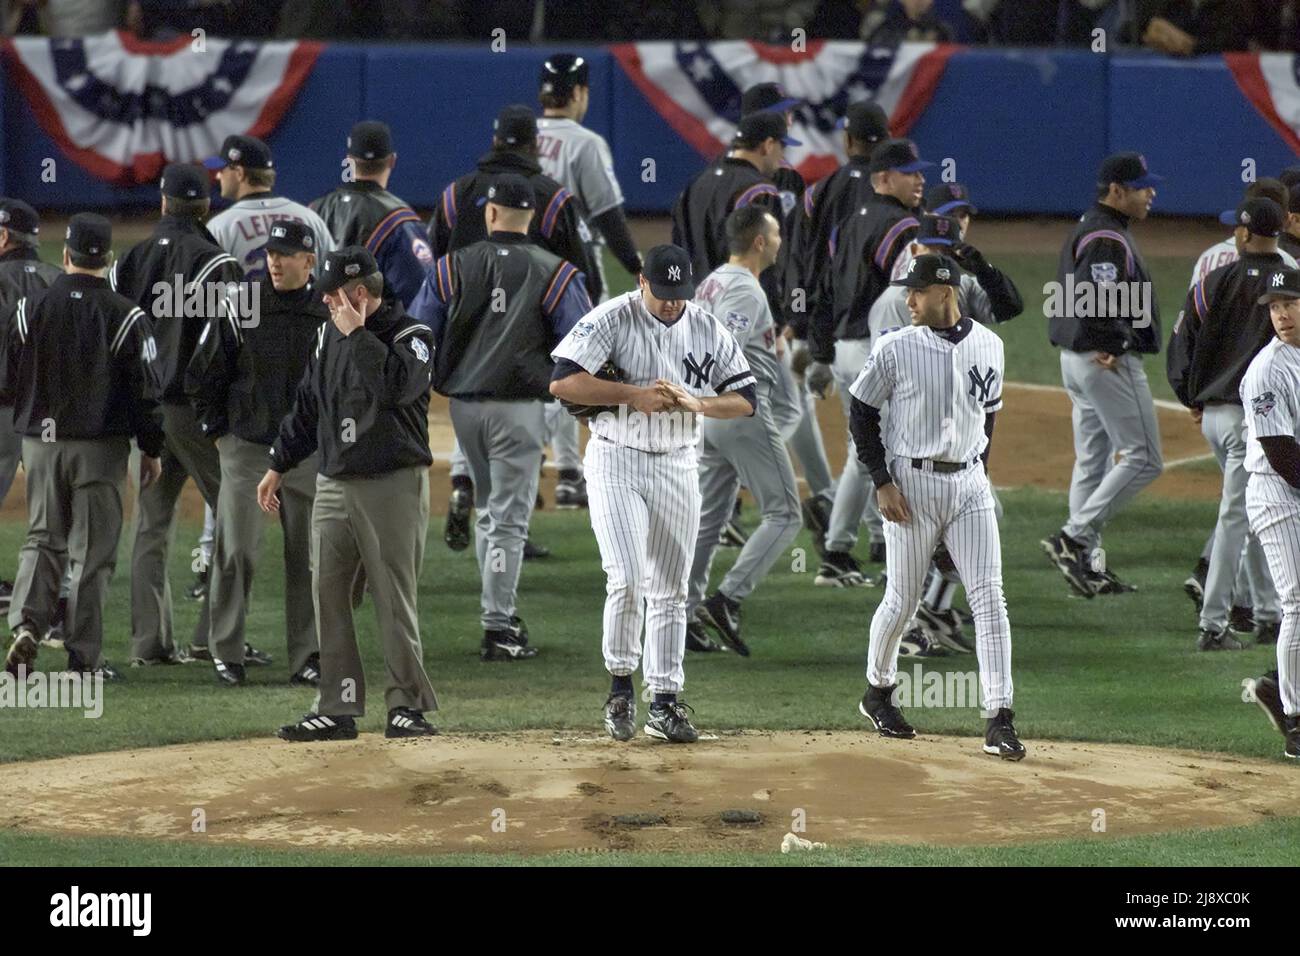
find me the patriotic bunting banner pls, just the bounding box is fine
[612,40,958,184]
[1,30,321,184]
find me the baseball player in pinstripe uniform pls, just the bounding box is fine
[1241,266,1300,760]
[536,53,643,512]
[687,207,801,656]
[550,245,757,744]
[849,253,1024,760]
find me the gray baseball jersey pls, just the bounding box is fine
[536,117,625,219]
[207,196,336,280]
[692,264,780,392]
[1191,238,1297,290]
[870,272,995,334]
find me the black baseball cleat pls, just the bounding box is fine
[1228,605,1256,635]
[603,693,636,741]
[1183,558,1208,612]
[1250,671,1286,735]
[720,519,748,548]
[800,495,831,559]
[386,707,437,738]
[277,713,358,742]
[66,659,123,681]
[1040,531,1094,598]
[555,473,588,510]
[214,660,246,687]
[444,484,472,552]
[859,684,916,739]
[4,624,39,677]
[983,708,1027,761]
[686,619,724,653]
[699,592,749,657]
[129,651,191,667]
[522,537,550,560]
[899,624,951,658]
[481,629,539,661]
[915,604,974,653]
[290,652,321,687]
[1285,717,1300,760]
[185,569,208,601]
[645,700,699,743]
[868,541,887,563]
[508,614,530,643]
[1196,627,1244,651]
[243,644,273,666]
[815,550,872,587]
[187,644,214,662]
[1088,567,1137,594]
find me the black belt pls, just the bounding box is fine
[910,458,969,474]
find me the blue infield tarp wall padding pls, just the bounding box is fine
[0,44,1293,217]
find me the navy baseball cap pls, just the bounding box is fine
[1099,152,1162,189]
[65,213,111,257]
[1221,197,1284,237]
[733,111,800,148]
[318,246,379,294]
[203,134,272,171]
[265,221,317,255]
[925,182,977,216]
[540,53,589,95]
[836,101,889,143]
[894,253,961,289]
[869,138,932,174]
[1259,267,1300,304]
[476,173,535,210]
[348,121,393,160]
[741,82,800,117]
[642,244,694,300]
[494,104,537,147]
[0,198,40,236]
[160,163,209,200]
[915,214,962,247]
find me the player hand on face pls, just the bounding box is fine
[1092,351,1119,371]
[877,482,912,524]
[139,454,161,490]
[656,379,703,413]
[324,289,365,337]
[257,469,284,514]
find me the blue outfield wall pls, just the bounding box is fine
[0,43,1294,216]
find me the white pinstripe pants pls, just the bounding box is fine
[585,438,701,694]
[1246,474,1300,717]
[867,458,1014,713]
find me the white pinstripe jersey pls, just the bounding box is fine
[1242,337,1300,476]
[536,118,624,220]
[692,264,779,392]
[551,290,755,452]
[849,317,1004,463]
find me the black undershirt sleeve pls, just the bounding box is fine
[591,208,643,275]
[550,357,588,382]
[1259,435,1300,489]
[849,397,892,488]
[982,410,996,469]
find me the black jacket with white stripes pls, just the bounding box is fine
[109,214,243,404]
[269,298,434,478]
[2,273,164,456]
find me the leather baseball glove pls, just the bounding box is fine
[559,360,628,419]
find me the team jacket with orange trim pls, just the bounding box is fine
[1049,202,1160,355]
[670,157,782,284]
[426,149,600,303]
[812,192,919,363]
[409,232,590,401]
[1166,250,1286,408]
[309,180,433,309]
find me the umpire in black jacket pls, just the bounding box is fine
[3,215,164,679]
[261,247,440,742]
[186,221,327,687]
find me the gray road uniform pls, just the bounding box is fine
[410,234,590,636]
[206,194,335,281]
[688,264,801,612]
[551,291,756,694]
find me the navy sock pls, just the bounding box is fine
[611,674,634,697]
[653,692,677,706]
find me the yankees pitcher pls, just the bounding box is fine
[847,254,1024,760]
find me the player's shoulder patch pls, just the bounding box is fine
[1251,391,1278,417]
[723,310,751,335]
[569,319,597,340]
[409,336,430,363]
[1090,262,1119,284]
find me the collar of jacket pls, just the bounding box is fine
[722,156,761,174]
[1092,201,1131,229]
[363,297,406,335]
[264,279,326,316]
[157,214,219,244]
[488,231,531,244]
[871,192,915,214]
[57,272,108,290]
[343,180,384,193]
[0,245,41,265]
[476,149,541,177]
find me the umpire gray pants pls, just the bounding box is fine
[689,394,801,611]
[0,405,23,515]
[827,337,884,552]
[1199,403,1279,631]
[1060,350,1163,548]
[10,437,129,669]
[449,398,545,631]
[130,403,219,661]
[312,466,436,717]
[208,434,319,670]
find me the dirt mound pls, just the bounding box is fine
[2,731,1290,855]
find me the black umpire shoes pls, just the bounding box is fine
[277,713,358,742]
[1250,671,1286,735]
[1197,627,1244,651]
[858,684,916,739]
[686,619,724,653]
[699,592,749,656]
[645,700,699,743]
[444,484,472,551]
[984,708,1027,761]
[4,624,39,677]
[603,693,637,741]
[481,628,539,661]
[386,707,437,738]
[1040,531,1094,598]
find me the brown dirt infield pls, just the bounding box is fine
[3,731,1292,855]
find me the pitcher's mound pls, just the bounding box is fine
[2,732,1291,855]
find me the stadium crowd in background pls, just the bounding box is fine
[1,0,1297,52]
